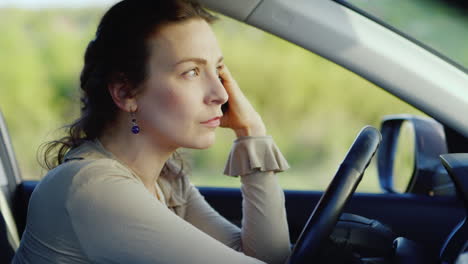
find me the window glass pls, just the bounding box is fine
[0,7,104,179]
[343,0,468,71]
[0,7,424,193]
[189,16,424,193]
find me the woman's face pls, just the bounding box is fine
[135,18,228,150]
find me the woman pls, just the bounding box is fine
[13,0,291,263]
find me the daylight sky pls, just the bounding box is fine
[0,0,118,8]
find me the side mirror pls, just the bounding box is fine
[377,114,451,195]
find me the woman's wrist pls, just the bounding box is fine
[234,125,267,137]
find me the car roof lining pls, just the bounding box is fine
[198,0,261,21]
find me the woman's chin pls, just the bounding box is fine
[186,134,216,149]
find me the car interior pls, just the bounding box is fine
[1,0,468,263]
[1,111,467,263]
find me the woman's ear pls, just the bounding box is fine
[107,77,137,112]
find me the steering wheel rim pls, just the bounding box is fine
[288,126,381,264]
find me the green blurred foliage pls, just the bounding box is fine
[0,1,465,192]
[348,0,468,69]
[0,8,104,178]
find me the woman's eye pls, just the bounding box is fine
[184,68,199,78]
[216,65,224,79]
[216,65,224,73]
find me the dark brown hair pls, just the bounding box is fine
[40,0,217,172]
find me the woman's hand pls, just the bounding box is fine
[218,65,266,137]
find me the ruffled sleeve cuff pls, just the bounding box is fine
[223,136,290,177]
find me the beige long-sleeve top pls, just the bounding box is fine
[13,136,291,264]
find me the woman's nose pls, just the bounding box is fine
[205,75,228,105]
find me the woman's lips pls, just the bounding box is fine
[200,116,221,127]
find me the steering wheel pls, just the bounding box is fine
[288,126,381,264]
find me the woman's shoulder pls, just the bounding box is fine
[69,158,136,185]
[69,139,134,173]
[40,157,136,192]
[27,158,138,223]
[40,140,138,192]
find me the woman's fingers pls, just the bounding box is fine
[218,65,266,137]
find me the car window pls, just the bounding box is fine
[189,16,425,193]
[342,0,468,72]
[0,6,424,193]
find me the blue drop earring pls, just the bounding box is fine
[130,111,140,134]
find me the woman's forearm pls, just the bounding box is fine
[223,136,291,264]
[240,171,291,264]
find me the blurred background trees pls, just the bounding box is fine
[0,0,466,192]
